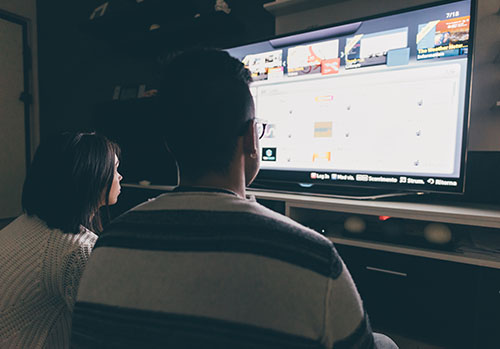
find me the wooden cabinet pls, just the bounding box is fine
[336,245,481,348]
[475,267,500,348]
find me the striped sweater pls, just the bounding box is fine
[0,214,97,348]
[72,188,374,348]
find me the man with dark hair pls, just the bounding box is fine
[71,48,397,348]
[160,48,259,190]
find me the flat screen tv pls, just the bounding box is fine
[226,0,475,197]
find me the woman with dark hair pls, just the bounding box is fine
[0,132,122,348]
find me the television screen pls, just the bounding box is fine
[226,0,475,195]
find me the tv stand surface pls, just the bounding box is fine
[251,181,433,200]
[256,186,428,201]
[248,188,500,268]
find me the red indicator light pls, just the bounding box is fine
[379,216,391,221]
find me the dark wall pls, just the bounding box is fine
[37,1,274,137]
[37,0,275,185]
[37,0,108,137]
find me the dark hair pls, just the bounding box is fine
[159,48,254,180]
[22,132,120,233]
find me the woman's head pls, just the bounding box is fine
[22,132,122,233]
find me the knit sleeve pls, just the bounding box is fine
[60,238,95,312]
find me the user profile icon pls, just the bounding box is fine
[262,147,277,161]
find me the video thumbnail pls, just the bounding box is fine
[287,39,340,76]
[417,16,470,60]
[345,28,408,69]
[242,50,283,81]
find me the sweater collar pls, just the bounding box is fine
[172,186,239,197]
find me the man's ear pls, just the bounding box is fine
[243,121,258,159]
[163,140,180,186]
[163,140,172,154]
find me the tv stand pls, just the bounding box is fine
[338,190,426,201]
[247,188,500,348]
[256,186,427,201]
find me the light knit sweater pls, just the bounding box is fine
[0,214,97,348]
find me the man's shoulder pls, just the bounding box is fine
[109,191,330,245]
[96,191,341,278]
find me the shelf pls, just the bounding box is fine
[249,189,500,269]
[248,189,500,228]
[329,235,500,269]
[81,7,246,54]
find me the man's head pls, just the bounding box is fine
[159,48,259,186]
